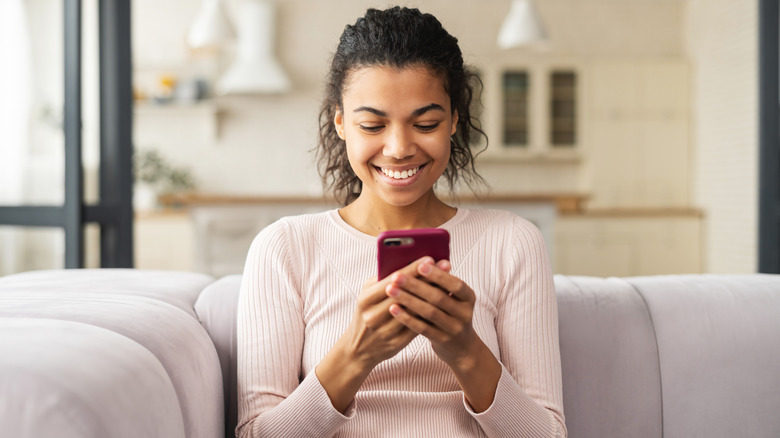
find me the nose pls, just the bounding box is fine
[383,126,417,159]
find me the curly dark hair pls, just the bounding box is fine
[317,6,487,206]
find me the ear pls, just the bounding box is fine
[334,110,345,140]
[450,110,459,136]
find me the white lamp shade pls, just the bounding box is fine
[217,0,290,94]
[497,0,548,49]
[187,0,235,49]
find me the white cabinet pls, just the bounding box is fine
[585,60,690,209]
[134,211,195,271]
[555,212,702,276]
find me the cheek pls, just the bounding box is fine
[345,142,373,177]
[429,136,453,162]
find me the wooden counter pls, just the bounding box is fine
[157,192,590,214]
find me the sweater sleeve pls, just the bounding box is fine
[466,216,567,437]
[235,220,353,438]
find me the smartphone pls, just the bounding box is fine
[377,228,450,280]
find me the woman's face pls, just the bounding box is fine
[334,65,457,208]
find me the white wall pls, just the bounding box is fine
[685,0,758,273]
[132,0,687,197]
[16,0,751,276]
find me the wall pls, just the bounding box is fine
[5,0,716,276]
[685,0,758,273]
[132,0,687,198]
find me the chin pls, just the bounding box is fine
[378,190,433,208]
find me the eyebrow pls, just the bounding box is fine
[353,103,447,118]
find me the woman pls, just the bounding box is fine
[236,7,566,437]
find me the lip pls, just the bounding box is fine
[373,163,426,186]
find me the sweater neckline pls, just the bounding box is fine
[326,207,469,243]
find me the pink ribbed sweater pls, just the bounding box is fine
[236,208,566,437]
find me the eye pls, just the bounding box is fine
[359,124,384,133]
[415,122,441,132]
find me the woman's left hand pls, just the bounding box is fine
[384,257,477,367]
[385,257,502,412]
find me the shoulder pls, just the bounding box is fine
[247,210,335,256]
[456,209,548,268]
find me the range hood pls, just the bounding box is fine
[217,0,291,95]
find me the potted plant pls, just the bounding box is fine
[133,148,196,210]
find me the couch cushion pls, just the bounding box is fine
[0,269,214,318]
[0,318,184,438]
[195,274,242,438]
[0,269,224,438]
[628,274,780,438]
[555,275,663,438]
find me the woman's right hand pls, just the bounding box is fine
[315,256,433,413]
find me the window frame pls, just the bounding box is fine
[477,61,584,162]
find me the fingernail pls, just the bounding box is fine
[387,285,400,297]
[389,305,401,316]
[419,263,432,275]
[393,273,405,285]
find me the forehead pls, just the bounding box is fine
[341,65,450,110]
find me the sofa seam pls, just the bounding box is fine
[621,277,665,438]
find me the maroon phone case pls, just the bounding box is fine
[377,228,450,280]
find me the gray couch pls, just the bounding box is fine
[1,269,779,437]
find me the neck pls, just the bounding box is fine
[339,190,457,236]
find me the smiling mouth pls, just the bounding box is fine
[377,165,423,180]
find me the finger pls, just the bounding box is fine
[363,256,434,305]
[387,282,464,332]
[389,304,449,343]
[362,295,410,328]
[375,317,417,341]
[436,259,451,272]
[359,276,387,305]
[417,262,474,303]
[362,276,378,288]
[359,274,406,307]
[387,275,462,318]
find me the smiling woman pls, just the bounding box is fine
[236,6,567,438]
[317,9,486,209]
[335,66,457,231]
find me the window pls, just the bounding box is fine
[0,0,135,271]
[480,65,581,161]
[550,71,576,147]
[502,71,529,147]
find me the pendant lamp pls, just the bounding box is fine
[187,0,235,49]
[497,0,548,49]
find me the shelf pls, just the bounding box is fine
[134,100,222,139]
[477,147,582,164]
[134,100,220,115]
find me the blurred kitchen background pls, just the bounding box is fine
[0,0,758,278]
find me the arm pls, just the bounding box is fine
[236,221,351,438]
[385,259,501,412]
[236,223,434,436]
[316,256,446,413]
[475,217,566,437]
[385,217,566,437]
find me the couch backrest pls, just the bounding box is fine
[195,275,242,438]
[627,274,780,438]
[200,274,780,438]
[555,275,663,438]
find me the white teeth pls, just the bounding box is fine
[381,166,420,180]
